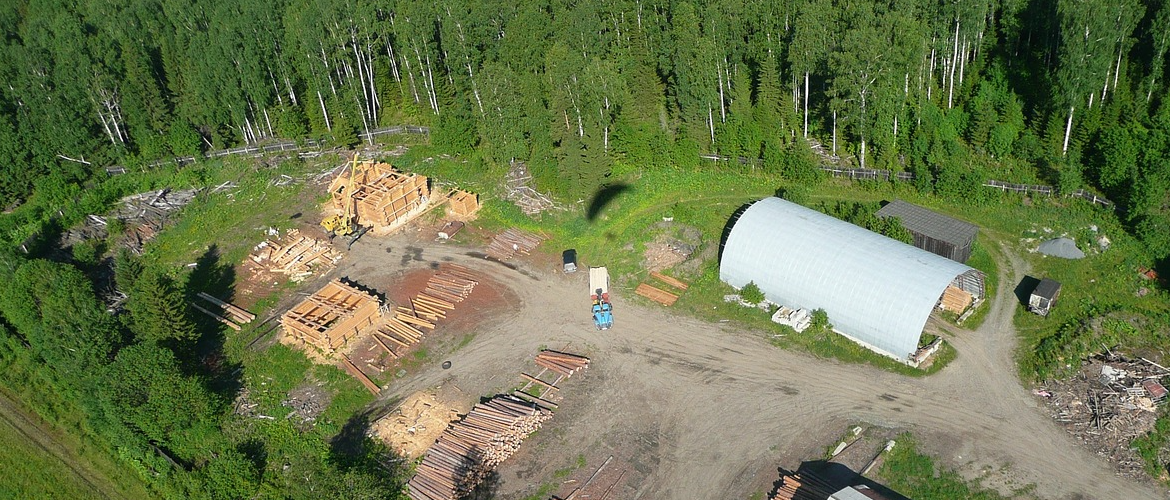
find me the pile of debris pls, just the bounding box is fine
[373,265,479,359]
[371,391,460,459]
[1036,355,1168,478]
[635,271,689,307]
[249,229,342,281]
[485,228,543,261]
[60,188,200,254]
[281,383,332,424]
[502,161,561,216]
[406,395,552,500]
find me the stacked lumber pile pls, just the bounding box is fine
[939,285,973,313]
[328,160,430,235]
[485,228,542,261]
[373,265,479,359]
[770,469,837,500]
[634,271,689,307]
[514,350,590,409]
[281,279,381,353]
[407,395,551,500]
[191,292,255,331]
[249,229,341,281]
[534,350,590,376]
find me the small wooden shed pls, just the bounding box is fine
[876,200,979,263]
[1029,278,1062,317]
[446,190,480,217]
[281,279,381,352]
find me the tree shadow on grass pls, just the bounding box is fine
[718,201,757,265]
[184,244,243,398]
[328,408,407,490]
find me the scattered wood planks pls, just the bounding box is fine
[339,354,380,395]
[406,395,551,500]
[378,265,479,359]
[635,283,679,306]
[249,229,341,282]
[197,292,255,324]
[649,271,689,291]
[485,228,542,261]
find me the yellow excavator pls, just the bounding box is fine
[321,153,368,248]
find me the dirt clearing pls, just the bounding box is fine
[328,231,1165,500]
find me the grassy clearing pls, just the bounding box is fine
[877,434,1031,499]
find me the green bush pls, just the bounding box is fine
[740,281,765,304]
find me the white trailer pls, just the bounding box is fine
[589,267,609,300]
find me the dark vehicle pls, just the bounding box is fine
[562,249,578,273]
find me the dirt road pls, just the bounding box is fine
[341,234,1165,500]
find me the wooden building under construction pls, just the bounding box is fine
[281,279,381,352]
[329,160,430,235]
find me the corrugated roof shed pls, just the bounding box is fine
[1033,278,1061,300]
[720,197,983,361]
[876,200,978,248]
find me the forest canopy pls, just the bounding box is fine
[0,0,1167,250]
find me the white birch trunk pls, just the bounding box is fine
[708,104,715,145]
[318,90,332,131]
[264,109,274,136]
[1062,106,1074,155]
[386,41,401,82]
[928,46,936,101]
[717,62,726,123]
[426,53,440,114]
[832,110,837,156]
[803,72,809,138]
[948,21,959,109]
[285,75,298,106]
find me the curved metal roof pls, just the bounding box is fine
[720,197,977,360]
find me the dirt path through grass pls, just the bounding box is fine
[0,390,133,499]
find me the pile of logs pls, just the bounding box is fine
[770,468,838,500]
[535,350,590,377]
[249,229,341,282]
[635,271,689,307]
[372,265,479,359]
[61,187,200,254]
[407,395,552,500]
[191,292,255,331]
[485,228,543,261]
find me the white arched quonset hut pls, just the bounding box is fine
[720,197,984,362]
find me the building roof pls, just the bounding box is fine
[876,200,978,247]
[720,197,979,360]
[1033,278,1061,299]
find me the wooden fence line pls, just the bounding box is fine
[104,125,429,175]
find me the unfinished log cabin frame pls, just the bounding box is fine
[446,189,480,217]
[329,161,430,234]
[281,279,381,352]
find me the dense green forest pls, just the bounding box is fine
[1,0,1169,497]
[1,0,1168,257]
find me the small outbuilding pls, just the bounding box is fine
[876,200,978,263]
[1029,278,1062,316]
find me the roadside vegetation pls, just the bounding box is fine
[877,434,1028,500]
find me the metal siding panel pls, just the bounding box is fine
[720,198,978,360]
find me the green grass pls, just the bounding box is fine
[877,433,1033,499]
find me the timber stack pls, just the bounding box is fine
[249,229,341,281]
[407,395,552,500]
[191,292,255,331]
[534,350,590,377]
[485,228,543,261]
[374,265,479,359]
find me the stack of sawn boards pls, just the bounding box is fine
[373,265,478,359]
[484,228,542,261]
[406,395,551,500]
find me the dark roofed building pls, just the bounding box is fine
[876,200,979,263]
[1029,278,1062,316]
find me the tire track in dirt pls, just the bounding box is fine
[0,390,129,500]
